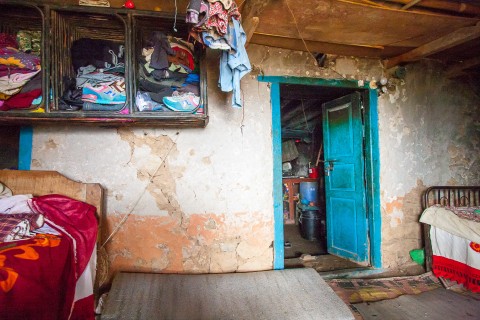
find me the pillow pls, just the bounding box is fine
[0,194,33,214]
[0,182,12,199]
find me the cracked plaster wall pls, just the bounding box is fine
[249,47,479,269]
[378,60,480,268]
[29,44,479,274]
[30,49,274,278]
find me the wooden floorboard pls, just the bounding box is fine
[354,287,480,320]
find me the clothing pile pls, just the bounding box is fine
[187,0,251,108]
[60,38,127,112]
[0,32,42,111]
[136,32,203,113]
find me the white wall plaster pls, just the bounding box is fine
[30,45,480,271]
[379,61,480,201]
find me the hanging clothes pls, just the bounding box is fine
[218,18,251,108]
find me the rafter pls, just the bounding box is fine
[384,23,480,68]
[383,0,480,16]
[282,100,318,123]
[401,0,423,10]
[446,56,480,78]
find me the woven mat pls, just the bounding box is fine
[326,272,442,304]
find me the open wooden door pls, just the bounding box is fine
[322,92,369,264]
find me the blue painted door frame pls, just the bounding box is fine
[19,126,33,170]
[258,76,382,270]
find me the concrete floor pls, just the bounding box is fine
[101,268,355,320]
[284,223,326,258]
[284,223,363,272]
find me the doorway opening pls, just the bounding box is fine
[278,82,377,272]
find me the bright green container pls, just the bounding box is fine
[410,248,425,265]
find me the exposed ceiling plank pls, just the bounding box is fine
[281,100,298,110]
[282,100,318,123]
[250,33,385,58]
[244,16,260,45]
[402,0,423,10]
[241,0,271,22]
[284,107,323,130]
[446,56,480,78]
[241,0,270,46]
[281,129,311,140]
[282,106,305,123]
[383,0,480,16]
[384,23,480,68]
[254,0,478,48]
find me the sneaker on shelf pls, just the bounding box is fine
[82,84,126,105]
[162,93,199,112]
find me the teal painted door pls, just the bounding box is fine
[322,92,369,264]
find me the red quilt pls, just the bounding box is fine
[0,195,98,320]
[0,234,76,319]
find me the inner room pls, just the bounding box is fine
[280,83,368,272]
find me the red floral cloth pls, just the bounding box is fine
[0,234,76,320]
[204,1,241,35]
[0,88,41,110]
[0,33,18,49]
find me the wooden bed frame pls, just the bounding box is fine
[0,169,107,291]
[421,186,480,271]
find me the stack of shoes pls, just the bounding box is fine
[82,84,126,105]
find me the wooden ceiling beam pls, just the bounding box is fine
[282,100,318,122]
[383,0,480,16]
[281,99,299,111]
[250,33,385,58]
[283,106,323,130]
[244,16,260,44]
[401,0,423,10]
[241,0,270,45]
[384,23,480,68]
[446,56,480,78]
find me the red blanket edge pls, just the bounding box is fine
[432,255,480,293]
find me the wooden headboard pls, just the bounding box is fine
[422,186,480,271]
[0,170,104,221]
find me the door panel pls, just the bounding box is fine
[329,164,355,191]
[322,92,369,264]
[330,197,357,251]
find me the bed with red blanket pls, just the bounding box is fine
[420,186,480,293]
[0,170,104,320]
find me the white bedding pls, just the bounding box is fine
[420,205,480,243]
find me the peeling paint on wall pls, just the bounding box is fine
[30,46,480,275]
[381,180,427,268]
[116,128,184,217]
[105,213,273,279]
[379,60,480,268]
